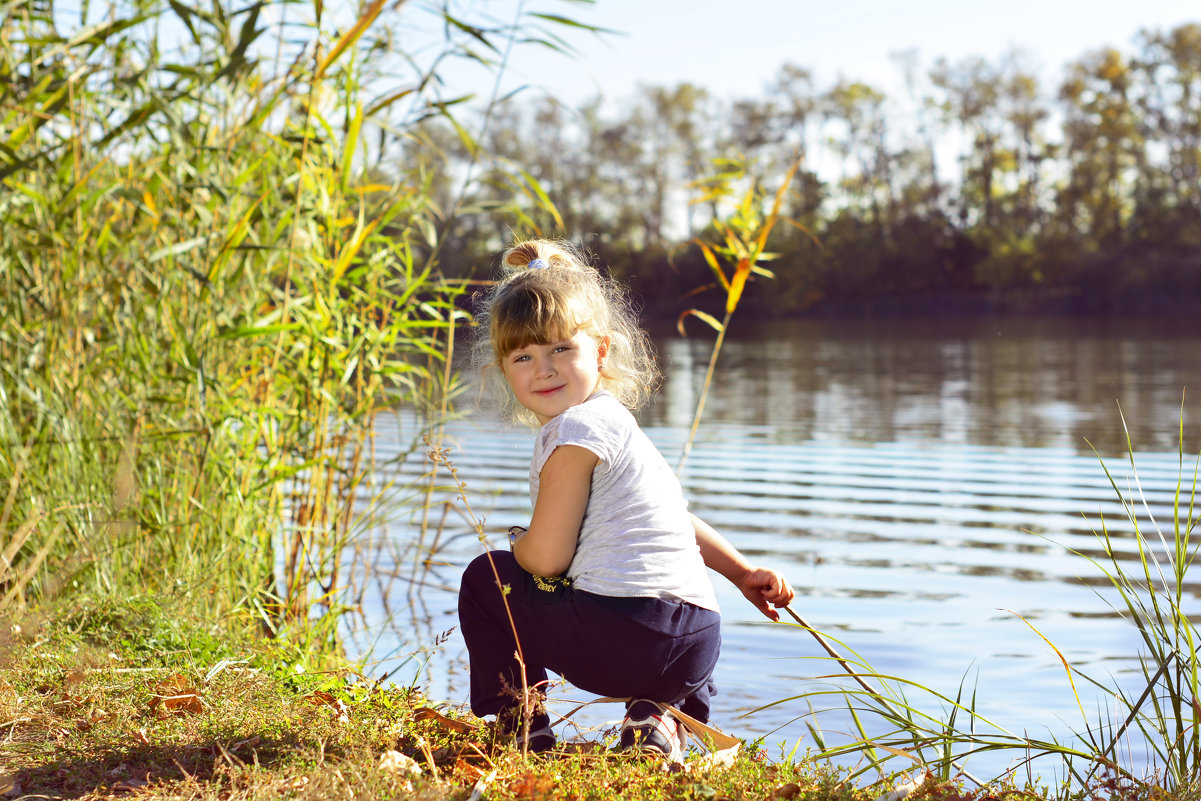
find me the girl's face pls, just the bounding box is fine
[501,329,610,425]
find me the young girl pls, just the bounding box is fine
[457,239,795,759]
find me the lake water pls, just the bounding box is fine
[347,315,1200,784]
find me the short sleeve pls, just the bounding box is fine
[532,405,621,477]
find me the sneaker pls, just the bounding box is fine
[518,718,556,753]
[497,708,556,753]
[619,699,683,762]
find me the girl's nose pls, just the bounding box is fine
[534,354,556,377]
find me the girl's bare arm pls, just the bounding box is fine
[512,445,597,577]
[692,513,796,621]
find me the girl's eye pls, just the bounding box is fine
[511,354,529,363]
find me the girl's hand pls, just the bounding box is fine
[737,568,796,622]
[691,514,796,621]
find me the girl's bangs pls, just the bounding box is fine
[492,286,581,356]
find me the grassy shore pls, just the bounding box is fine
[1,594,1070,801]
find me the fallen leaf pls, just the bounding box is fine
[413,707,475,734]
[431,745,466,762]
[131,728,151,745]
[771,783,801,799]
[53,692,88,714]
[0,773,21,799]
[509,771,555,800]
[231,735,261,752]
[874,774,924,801]
[379,750,422,776]
[453,758,487,781]
[682,744,739,773]
[468,769,497,801]
[149,674,203,716]
[112,778,148,793]
[306,690,350,723]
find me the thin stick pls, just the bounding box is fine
[783,605,882,700]
[782,605,985,788]
[676,308,732,474]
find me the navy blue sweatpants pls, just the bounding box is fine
[458,550,722,723]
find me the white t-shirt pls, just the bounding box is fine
[530,391,719,611]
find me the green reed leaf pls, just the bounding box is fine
[443,13,500,54]
[527,12,617,36]
[340,101,364,190]
[315,0,386,80]
[219,323,304,339]
[516,167,564,231]
[676,308,723,337]
[148,236,208,263]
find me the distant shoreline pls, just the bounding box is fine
[638,287,1201,324]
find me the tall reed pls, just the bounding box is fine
[675,157,802,472]
[0,0,592,640]
[1070,407,1200,794]
[764,407,1199,798]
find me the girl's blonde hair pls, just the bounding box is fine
[471,239,659,426]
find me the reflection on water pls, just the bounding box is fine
[646,316,1199,455]
[350,316,1199,781]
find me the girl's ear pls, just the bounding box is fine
[596,335,611,368]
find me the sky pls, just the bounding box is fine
[471,0,1201,108]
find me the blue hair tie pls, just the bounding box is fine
[528,258,547,270]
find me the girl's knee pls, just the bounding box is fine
[461,550,519,596]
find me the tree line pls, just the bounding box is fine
[411,23,1201,317]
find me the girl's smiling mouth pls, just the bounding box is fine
[534,385,565,396]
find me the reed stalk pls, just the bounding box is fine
[0,0,595,644]
[765,404,1199,798]
[1071,403,1201,793]
[675,158,801,473]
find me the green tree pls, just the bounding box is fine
[998,53,1051,233]
[929,55,1004,229]
[1131,23,1201,247]
[821,80,892,228]
[1057,47,1143,251]
[890,49,944,220]
[625,83,711,245]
